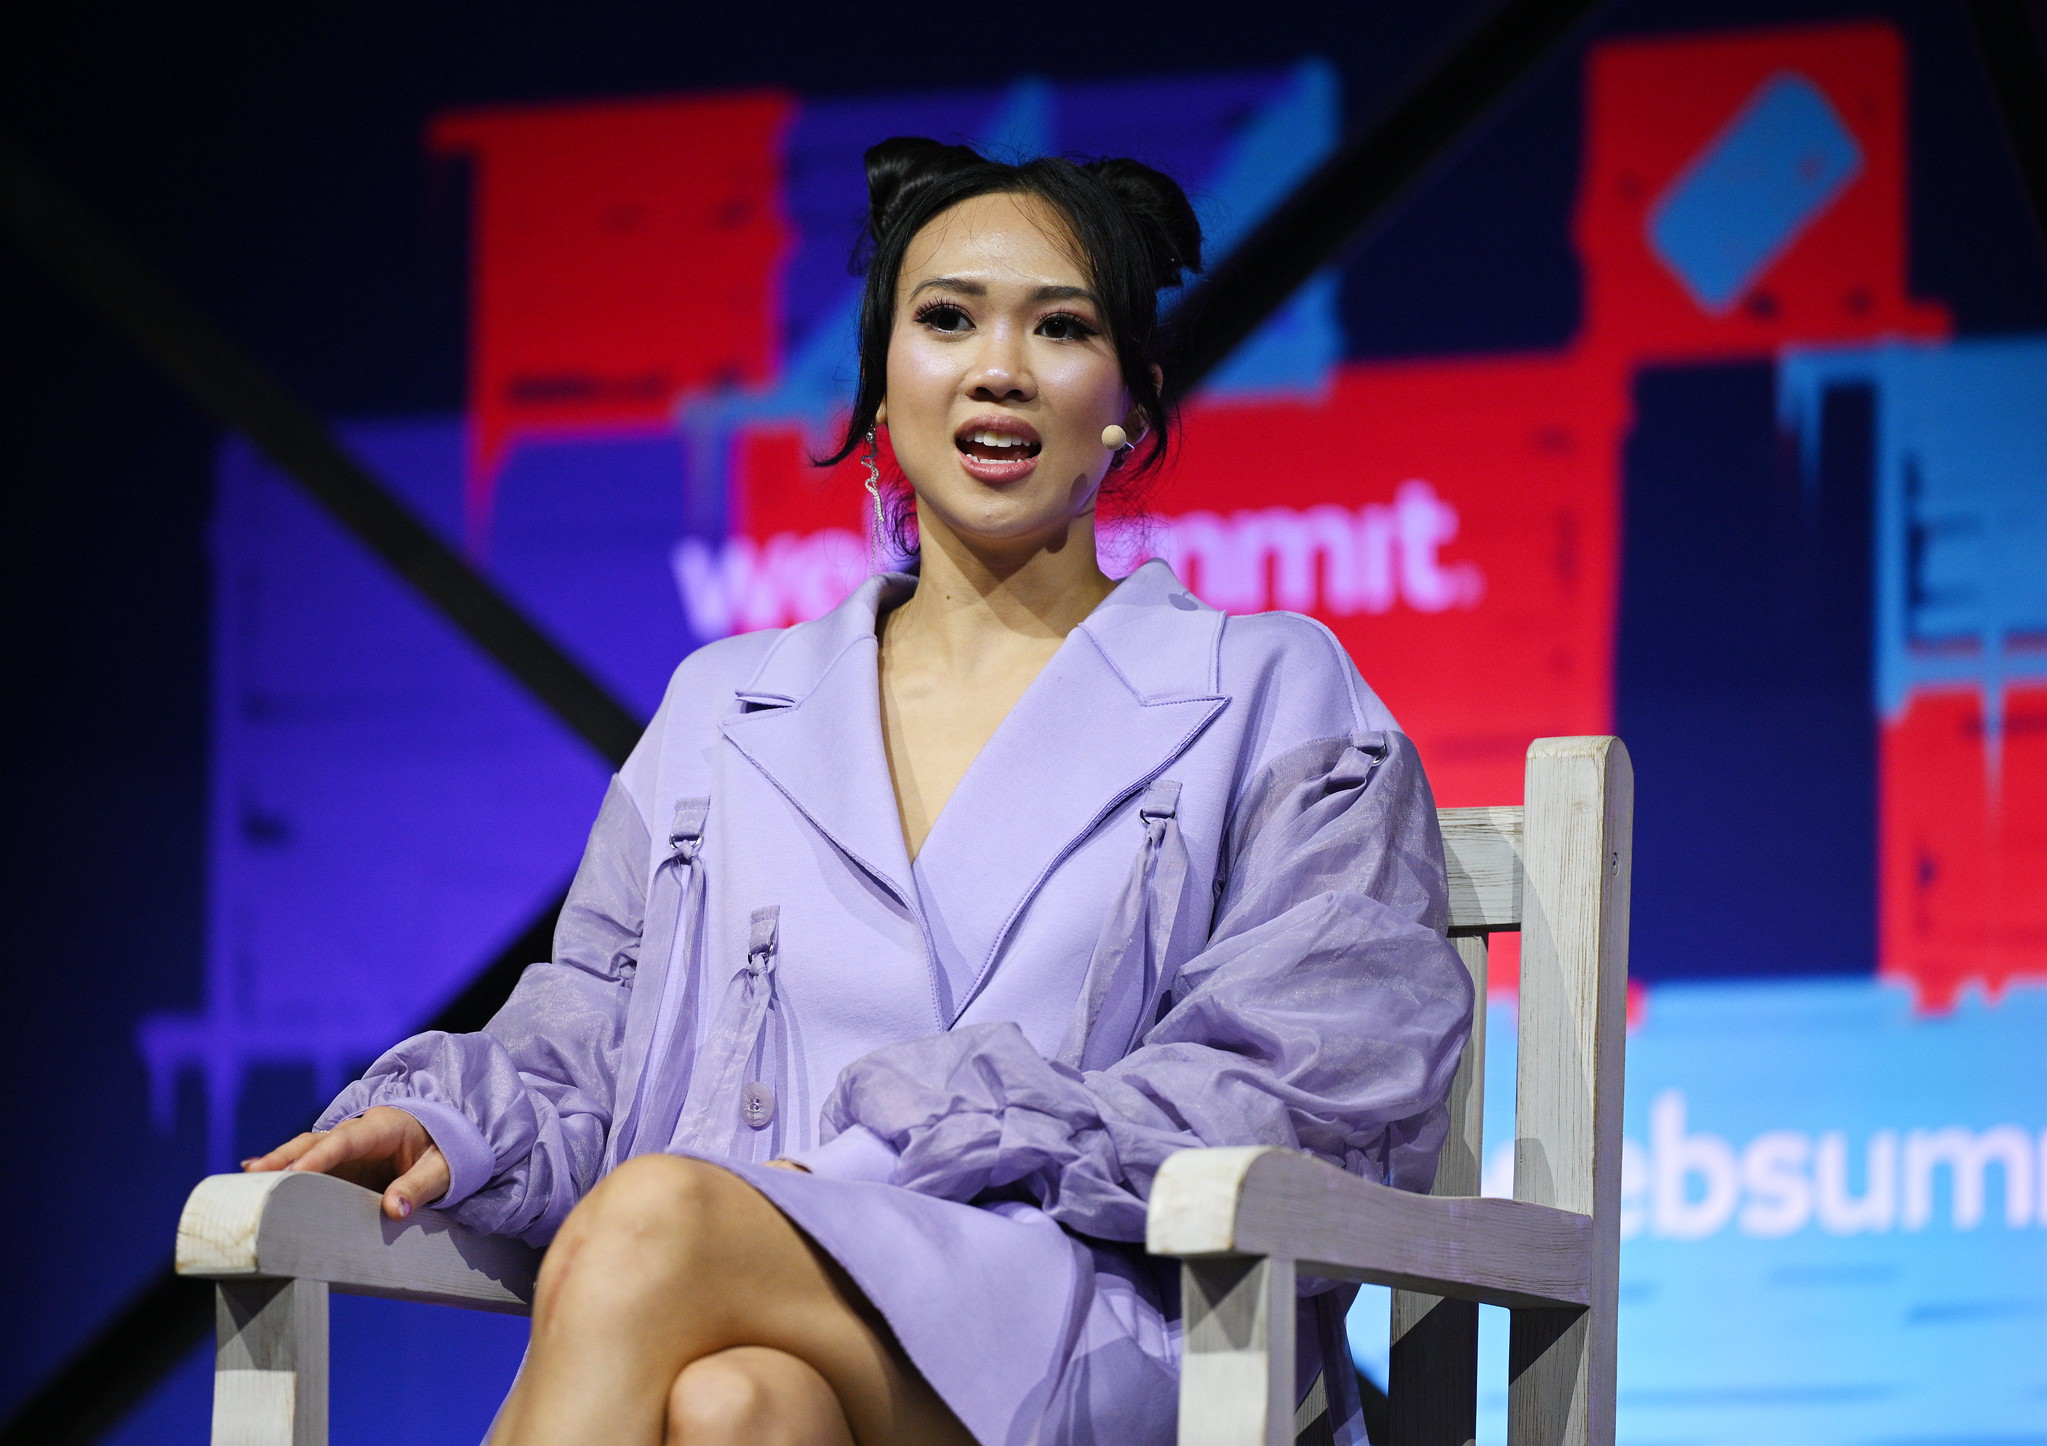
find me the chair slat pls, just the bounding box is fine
[1440,805,1523,933]
[1510,736,1632,1446]
[1389,932,1489,1440]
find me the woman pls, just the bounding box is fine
[246,137,1473,1446]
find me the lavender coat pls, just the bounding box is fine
[320,559,1473,1446]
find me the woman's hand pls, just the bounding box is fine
[243,1105,452,1221]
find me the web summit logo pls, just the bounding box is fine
[1561,1093,2047,1241]
[672,479,1483,638]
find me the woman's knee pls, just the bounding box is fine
[542,1155,737,1292]
[667,1347,850,1446]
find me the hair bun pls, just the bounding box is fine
[864,137,986,244]
[1080,157,1204,288]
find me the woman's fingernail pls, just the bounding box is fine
[394,1197,413,1218]
[239,1159,257,1169]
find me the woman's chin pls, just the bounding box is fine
[925,503,1090,557]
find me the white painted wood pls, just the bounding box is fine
[178,1171,539,1314]
[1149,1146,1269,1255]
[1149,1146,1589,1309]
[1510,737,1631,1446]
[213,1277,326,1446]
[1179,1254,1296,1446]
[1440,806,1523,933]
[1389,931,1491,1446]
[1436,932,1491,1199]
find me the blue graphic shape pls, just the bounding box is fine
[1779,337,2047,776]
[1352,979,2047,1443]
[1184,59,1343,397]
[1648,73,1863,314]
[140,420,635,1170]
[676,78,1065,541]
[676,65,1346,536]
[977,75,1054,163]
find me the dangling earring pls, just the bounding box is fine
[861,427,886,568]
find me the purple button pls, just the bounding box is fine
[740,1082,776,1129]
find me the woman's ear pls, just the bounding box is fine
[1122,366,1162,441]
[875,398,888,429]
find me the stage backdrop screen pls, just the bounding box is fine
[133,22,2045,1444]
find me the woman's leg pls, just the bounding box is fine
[487,1154,975,1446]
[666,1346,853,1445]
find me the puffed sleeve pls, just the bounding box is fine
[315,776,648,1246]
[797,730,1474,1243]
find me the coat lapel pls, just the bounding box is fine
[913,561,1228,1020]
[719,560,1229,1024]
[720,575,917,904]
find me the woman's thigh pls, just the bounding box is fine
[533,1154,974,1446]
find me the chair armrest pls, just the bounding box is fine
[177,1172,539,1316]
[1146,1147,1590,1310]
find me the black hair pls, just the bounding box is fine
[818,137,1204,549]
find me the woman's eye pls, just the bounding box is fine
[1039,313,1099,342]
[918,303,971,332]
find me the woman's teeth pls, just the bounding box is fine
[958,430,1041,460]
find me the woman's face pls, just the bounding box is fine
[881,191,1131,555]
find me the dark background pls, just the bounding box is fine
[3,0,2042,1432]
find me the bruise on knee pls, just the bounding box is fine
[538,1156,729,1307]
[561,1156,732,1252]
[543,1155,819,1329]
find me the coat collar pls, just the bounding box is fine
[720,560,1227,1020]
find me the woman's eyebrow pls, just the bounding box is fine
[905,277,1099,306]
[909,275,985,299]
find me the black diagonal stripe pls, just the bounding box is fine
[1165,0,1604,404]
[1967,0,2047,262]
[0,138,646,770]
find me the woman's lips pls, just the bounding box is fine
[956,448,1039,482]
[954,421,1042,483]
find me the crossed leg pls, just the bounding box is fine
[487,1154,976,1446]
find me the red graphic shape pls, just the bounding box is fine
[448,22,1983,1001]
[1881,689,2047,1009]
[432,93,796,547]
[702,23,1955,1000]
[1165,356,1624,811]
[1577,22,1948,366]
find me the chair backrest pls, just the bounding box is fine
[1430,736,1633,1435]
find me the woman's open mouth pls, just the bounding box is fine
[954,417,1041,482]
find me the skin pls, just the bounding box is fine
[245,188,1143,1445]
[874,190,1142,857]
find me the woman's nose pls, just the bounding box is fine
[965,328,1034,402]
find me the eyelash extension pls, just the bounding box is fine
[914,299,969,326]
[1041,311,1100,339]
[911,300,1099,339]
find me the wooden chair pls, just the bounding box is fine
[175,735,1631,1446]
[1151,735,1633,1446]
